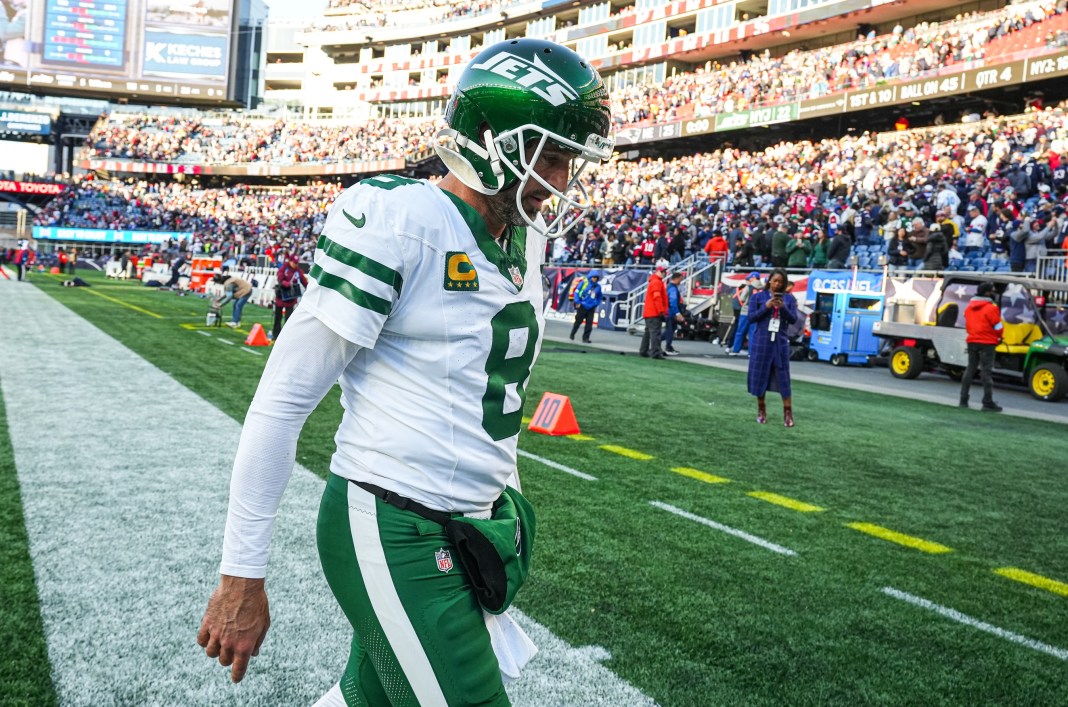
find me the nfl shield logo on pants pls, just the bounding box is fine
[435,548,453,573]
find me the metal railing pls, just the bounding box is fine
[618,255,724,334]
[1036,252,1068,284]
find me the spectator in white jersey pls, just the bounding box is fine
[196,38,614,706]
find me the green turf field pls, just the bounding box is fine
[14,269,1068,706]
[0,384,58,707]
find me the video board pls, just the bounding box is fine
[34,225,192,244]
[0,0,235,105]
[0,109,52,134]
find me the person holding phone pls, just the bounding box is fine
[746,268,799,427]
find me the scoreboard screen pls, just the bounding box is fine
[42,0,130,70]
[0,0,236,106]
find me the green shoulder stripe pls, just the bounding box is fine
[310,264,393,316]
[359,174,420,190]
[317,234,403,296]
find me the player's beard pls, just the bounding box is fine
[485,182,530,228]
[488,177,555,229]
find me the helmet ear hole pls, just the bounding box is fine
[474,122,492,150]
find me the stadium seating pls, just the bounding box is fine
[609,1,1066,129]
[36,80,1068,284]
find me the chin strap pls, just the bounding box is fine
[436,128,507,195]
[481,128,506,192]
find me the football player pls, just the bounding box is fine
[196,38,613,706]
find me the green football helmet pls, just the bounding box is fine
[435,38,614,238]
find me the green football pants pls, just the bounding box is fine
[317,473,509,707]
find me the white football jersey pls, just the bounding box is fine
[299,175,546,512]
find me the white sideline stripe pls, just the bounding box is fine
[881,587,1068,661]
[197,331,212,337]
[650,501,798,557]
[517,448,597,481]
[347,485,447,707]
[218,338,234,345]
[241,347,264,356]
[0,278,658,707]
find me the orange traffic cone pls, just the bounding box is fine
[528,393,580,436]
[245,323,270,346]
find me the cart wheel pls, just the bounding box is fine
[889,346,923,380]
[830,354,846,367]
[1029,364,1068,402]
[946,366,964,382]
[806,349,819,362]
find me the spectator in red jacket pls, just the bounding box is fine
[13,240,30,281]
[959,281,1004,412]
[271,255,309,340]
[703,230,729,264]
[639,259,670,359]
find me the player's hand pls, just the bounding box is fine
[197,575,271,683]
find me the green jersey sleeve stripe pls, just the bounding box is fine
[311,263,393,316]
[317,234,403,296]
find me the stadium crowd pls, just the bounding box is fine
[40,103,1068,275]
[84,113,439,165]
[85,3,1068,171]
[36,180,342,262]
[612,0,1068,127]
[298,0,1068,118]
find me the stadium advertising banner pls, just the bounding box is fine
[74,157,408,177]
[0,109,53,135]
[615,48,1068,146]
[0,0,235,104]
[142,30,228,78]
[33,226,192,244]
[804,270,884,305]
[714,104,799,132]
[0,179,65,194]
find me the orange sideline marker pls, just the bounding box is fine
[245,323,271,346]
[528,392,580,436]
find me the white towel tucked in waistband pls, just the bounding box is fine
[483,609,538,683]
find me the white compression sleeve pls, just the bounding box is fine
[219,307,361,578]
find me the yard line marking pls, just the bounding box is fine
[881,587,1068,661]
[600,444,653,461]
[196,331,212,338]
[748,491,824,513]
[218,339,234,346]
[567,433,595,441]
[517,449,597,481]
[650,501,797,557]
[78,288,164,318]
[670,467,730,484]
[994,567,1068,597]
[241,347,264,356]
[846,522,952,554]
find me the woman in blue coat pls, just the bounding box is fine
[747,268,799,427]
